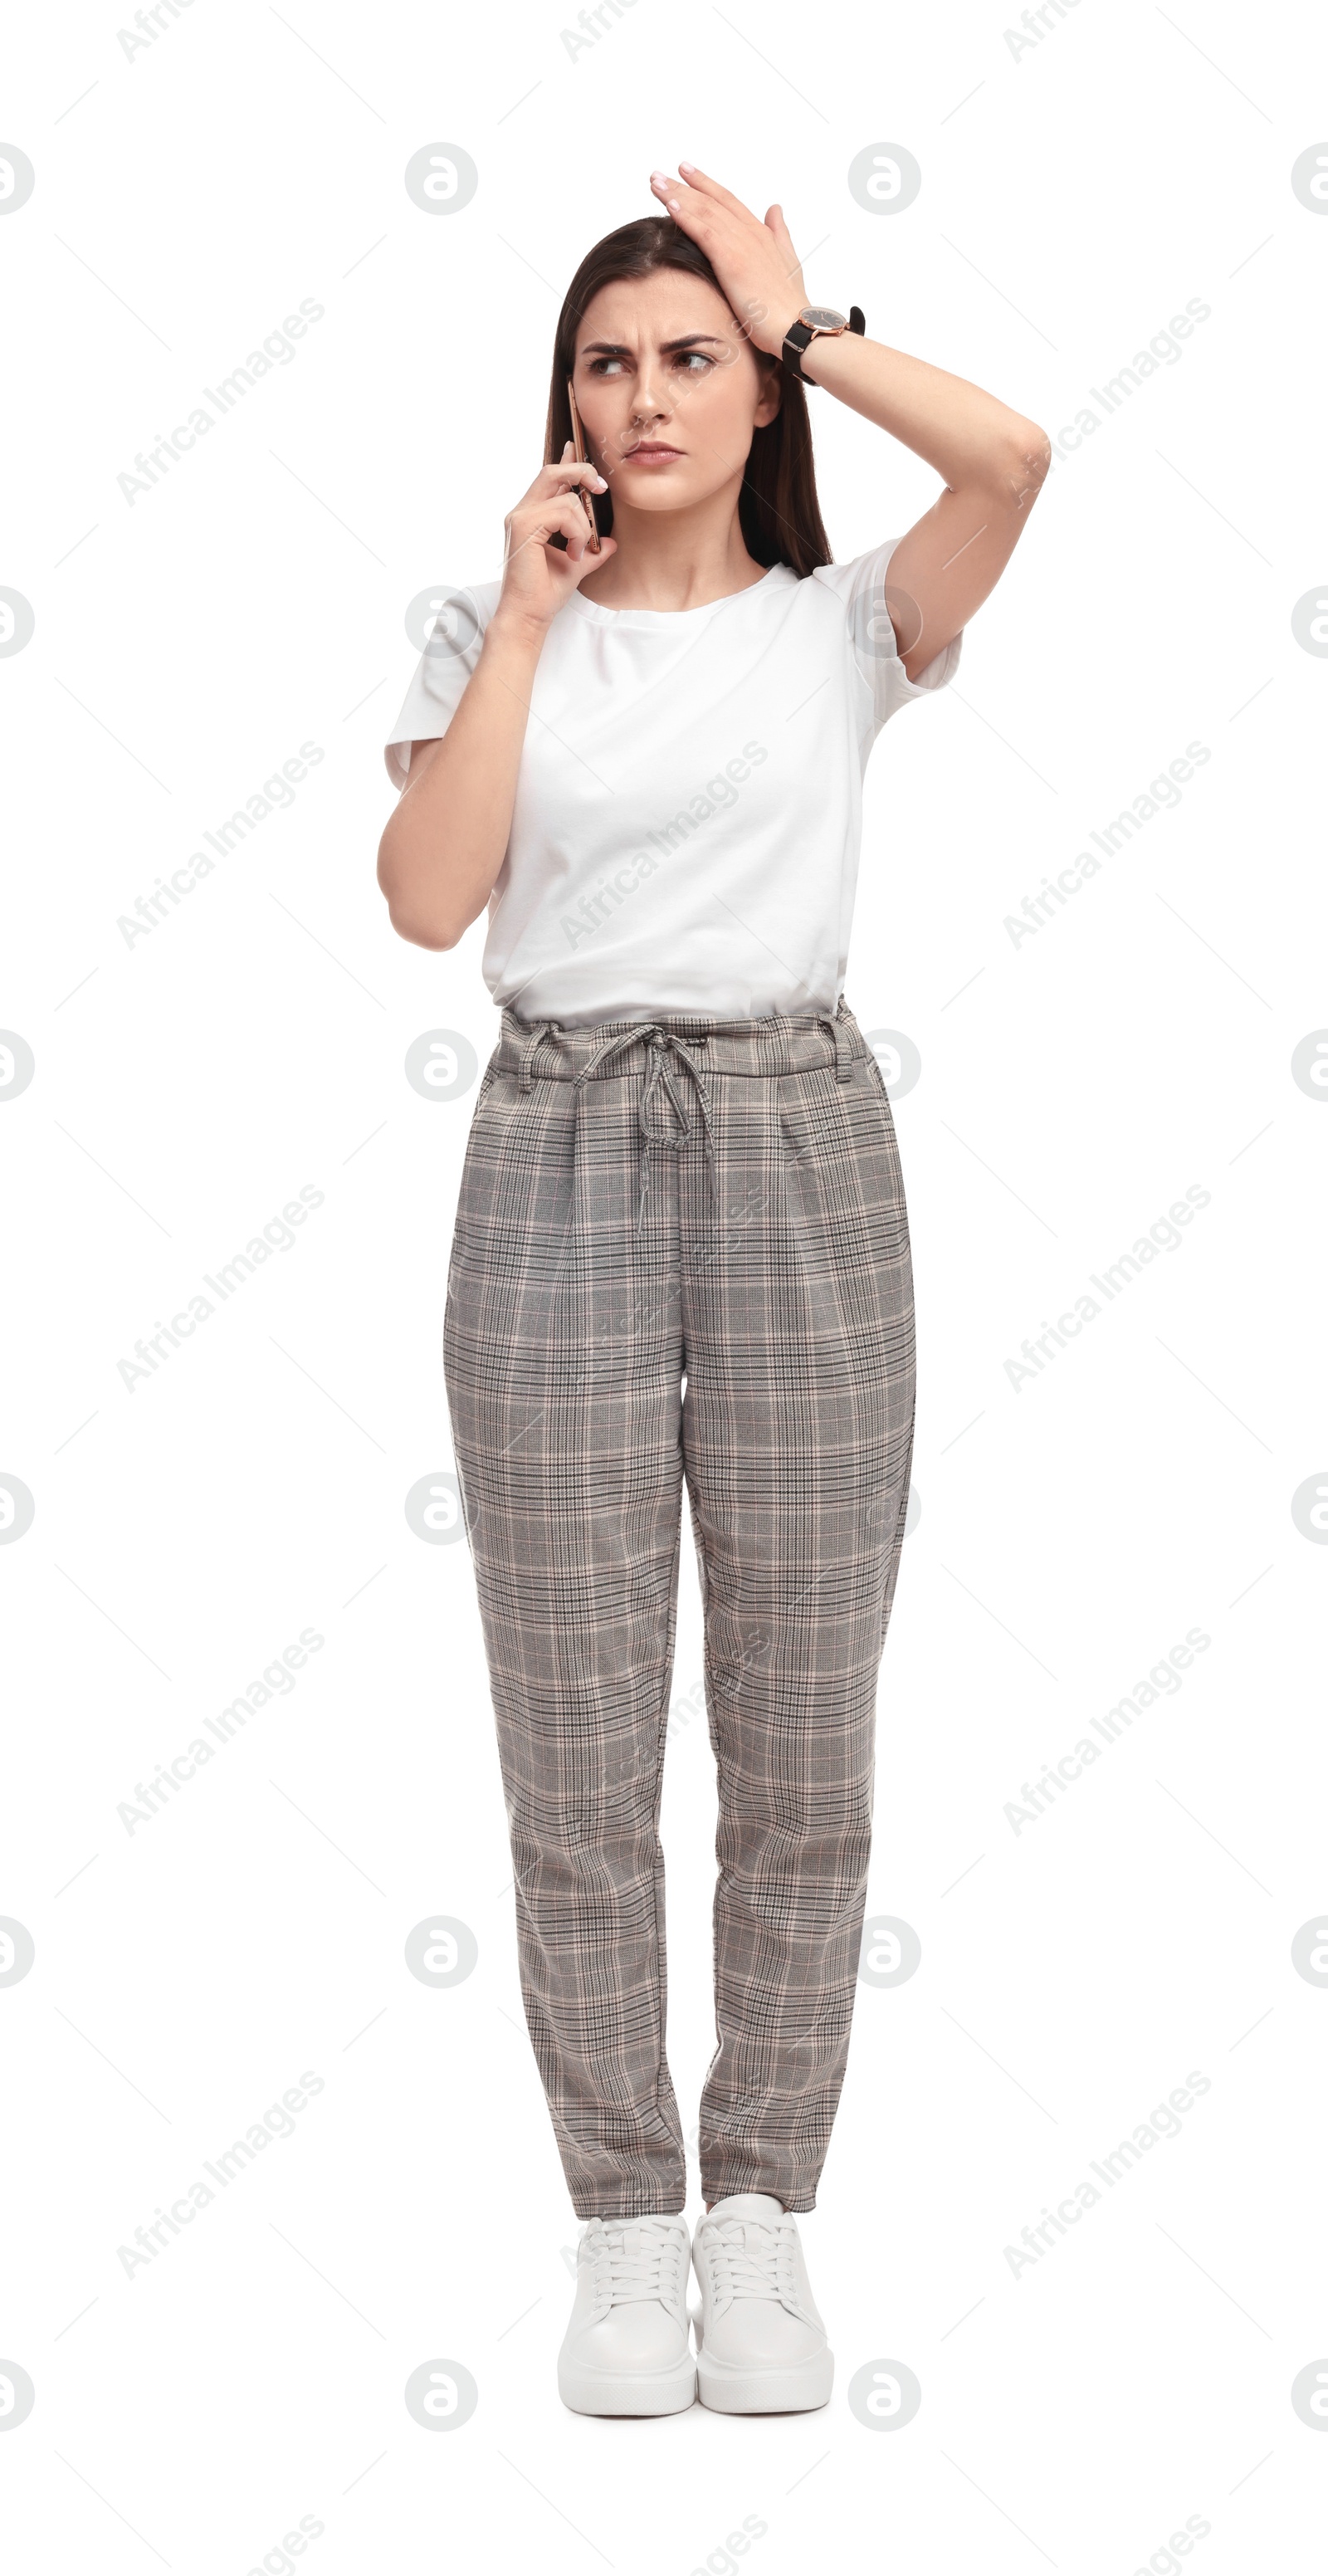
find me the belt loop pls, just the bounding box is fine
[818,1005,852,1083]
[517,1018,561,1092]
[835,992,854,1082]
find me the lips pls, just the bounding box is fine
[625,442,684,460]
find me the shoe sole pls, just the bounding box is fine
[696,2348,834,2414]
[558,2356,697,2417]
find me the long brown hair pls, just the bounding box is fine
[543,217,831,578]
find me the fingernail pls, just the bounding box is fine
[667,198,681,213]
[678,160,696,173]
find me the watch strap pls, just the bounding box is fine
[781,306,866,386]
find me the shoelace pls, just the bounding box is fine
[697,2215,798,2306]
[583,2217,685,2309]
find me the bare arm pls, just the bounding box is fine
[794,331,1051,682]
[377,454,616,951]
[649,163,1051,683]
[378,615,545,951]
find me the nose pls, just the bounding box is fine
[629,351,671,424]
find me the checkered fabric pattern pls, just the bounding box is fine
[443,999,915,2217]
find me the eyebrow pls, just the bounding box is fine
[579,334,730,356]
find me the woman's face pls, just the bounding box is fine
[570,267,783,516]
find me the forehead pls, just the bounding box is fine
[575,270,737,349]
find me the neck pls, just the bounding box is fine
[578,481,769,613]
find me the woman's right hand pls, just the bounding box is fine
[495,445,618,630]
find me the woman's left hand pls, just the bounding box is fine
[648,164,806,358]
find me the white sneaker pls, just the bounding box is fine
[557,2214,696,2416]
[691,2194,833,2413]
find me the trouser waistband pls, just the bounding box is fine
[493,995,869,1086]
[491,999,870,1237]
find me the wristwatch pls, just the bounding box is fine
[781,305,866,385]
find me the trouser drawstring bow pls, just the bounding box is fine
[573,1025,719,1235]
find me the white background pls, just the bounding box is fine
[2,1,1326,2569]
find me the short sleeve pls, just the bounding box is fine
[812,536,963,736]
[383,580,500,790]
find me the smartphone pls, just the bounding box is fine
[566,378,603,555]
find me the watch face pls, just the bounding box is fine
[801,305,847,331]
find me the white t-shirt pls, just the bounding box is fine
[383,538,962,1026]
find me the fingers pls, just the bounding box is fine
[650,166,761,252]
[676,162,749,218]
[554,442,606,481]
[510,496,600,562]
[534,445,608,498]
[570,530,616,579]
[650,169,720,231]
[547,497,594,556]
[650,168,691,220]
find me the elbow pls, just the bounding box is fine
[377,834,462,951]
[384,896,462,952]
[994,423,1052,512]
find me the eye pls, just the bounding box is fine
[583,349,717,375]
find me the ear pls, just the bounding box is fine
[752,354,784,430]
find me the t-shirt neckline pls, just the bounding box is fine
[565,562,793,630]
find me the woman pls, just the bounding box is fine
[378,163,1049,2418]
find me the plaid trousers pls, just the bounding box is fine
[442,998,915,2217]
